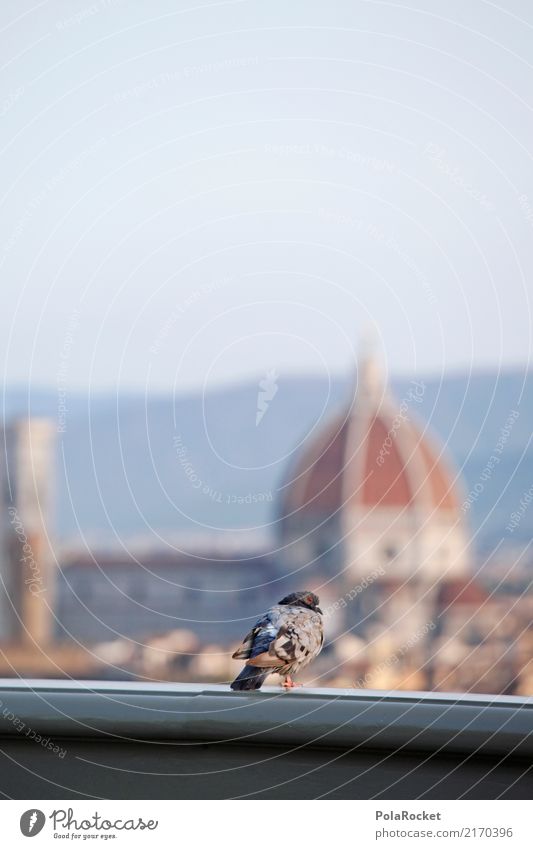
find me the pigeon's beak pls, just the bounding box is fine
[316,606,323,615]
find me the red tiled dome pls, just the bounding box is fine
[284,358,460,520]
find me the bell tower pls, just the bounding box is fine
[0,419,56,645]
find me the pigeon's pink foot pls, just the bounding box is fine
[282,676,302,689]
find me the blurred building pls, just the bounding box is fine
[0,383,530,696]
[277,347,480,689]
[279,347,470,583]
[0,419,56,646]
[56,549,283,644]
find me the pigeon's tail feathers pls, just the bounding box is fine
[230,665,269,691]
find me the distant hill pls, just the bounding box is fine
[3,370,532,554]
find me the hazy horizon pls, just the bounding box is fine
[3,360,532,398]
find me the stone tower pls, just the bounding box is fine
[0,419,56,645]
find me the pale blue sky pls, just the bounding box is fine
[1,0,532,392]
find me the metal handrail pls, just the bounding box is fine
[0,681,531,758]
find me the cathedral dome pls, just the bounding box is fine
[284,368,459,520]
[280,352,469,580]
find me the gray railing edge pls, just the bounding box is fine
[0,680,531,760]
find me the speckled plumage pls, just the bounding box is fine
[230,591,324,690]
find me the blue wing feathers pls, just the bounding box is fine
[249,617,278,658]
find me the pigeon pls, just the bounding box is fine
[230,591,324,690]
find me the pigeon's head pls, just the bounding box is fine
[279,591,322,615]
